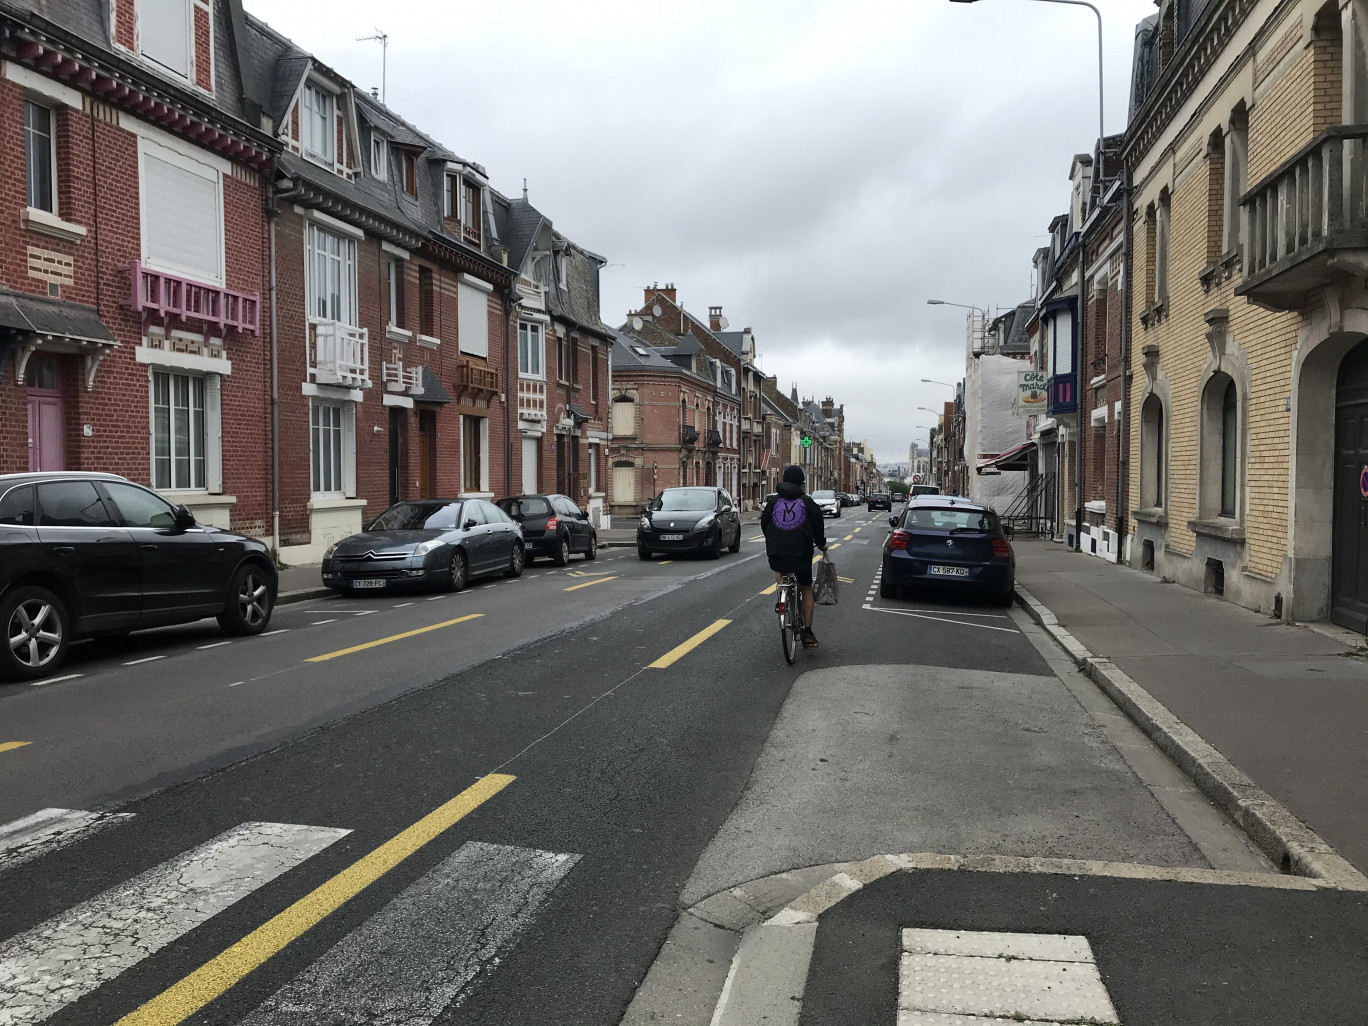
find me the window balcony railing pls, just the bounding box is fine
[1047,373,1078,416]
[382,361,423,395]
[681,424,699,446]
[518,378,547,421]
[1236,125,1368,311]
[706,429,722,448]
[455,357,499,399]
[125,261,260,335]
[463,222,481,246]
[309,320,370,388]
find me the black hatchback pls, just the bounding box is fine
[638,487,742,559]
[495,494,597,565]
[0,472,278,681]
[880,497,1014,604]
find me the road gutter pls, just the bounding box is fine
[1013,584,1368,891]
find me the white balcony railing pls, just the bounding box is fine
[309,320,371,388]
[518,378,547,421]
[382,361,424,395]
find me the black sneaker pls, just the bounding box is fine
[801,628,819,648]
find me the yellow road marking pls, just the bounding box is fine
[828,543,841,550]
[566,570,614,578]
[812,553,823,563]
[564,576,617,592]
[761,583,778,595]
[854,527,862,533]
[843,534,853,541]
[658,560,672,565]
[837,576,855,583]
[306,614,483,662]
[0,741,32,754]
[114,774,515,1026]
[749,535,763,542]
[649,619,732,669]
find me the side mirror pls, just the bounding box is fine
[174,504,196,530]
[463,519,478,530]
[888,515,899,528]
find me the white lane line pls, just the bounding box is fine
[239,840,579,1026]
[0,809,135,873]
[261,628,290,636]
[310,619,337,626]
[0,821,350,1025]
[353,610,376,616]
[227,681,245,688]
[123,655,164,666]
[394,602,415,608]
[861,604,1018,633]
[197,640,233,650]
[428,595,447,601]
[27,673,82,688]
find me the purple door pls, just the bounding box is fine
[27,394,65,472]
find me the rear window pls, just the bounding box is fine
[903,507,999,533]
[498,497,551,518]
[812,491,837,502]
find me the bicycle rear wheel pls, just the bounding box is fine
[780,585,798,664]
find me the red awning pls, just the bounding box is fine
[976,441,1037,474]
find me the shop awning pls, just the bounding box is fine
[976,441,1036,475]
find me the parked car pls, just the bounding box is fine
[910,484,941,497]
[880,497,1014,605]
[638,487,742,559]
[0,472,277,682]
[811,489,841,518]
[867,492,892,511]
[322,498,523,594]
[496,494,596,565]
[839,493,857,508]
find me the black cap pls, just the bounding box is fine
[782,464,805,485]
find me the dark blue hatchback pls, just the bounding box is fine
[880,498,1014,605]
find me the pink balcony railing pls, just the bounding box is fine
[125,261,260,335]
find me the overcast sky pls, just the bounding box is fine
[244,0,1156,465]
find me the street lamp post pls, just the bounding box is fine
[920,378,955,389]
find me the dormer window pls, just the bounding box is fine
[402,152,417,197]
[140,0,191,79]
[370,134,388,181]
[444,175,481,243]
[302,83,335,165]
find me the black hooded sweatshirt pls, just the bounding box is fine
[761,481,827,561]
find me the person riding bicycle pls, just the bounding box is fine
[761,464,828,648]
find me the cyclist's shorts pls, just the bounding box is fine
[768,554,813,587]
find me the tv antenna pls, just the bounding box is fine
[356,29,388,104]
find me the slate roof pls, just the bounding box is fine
[714,331,746,357]
[418,365,452,404]
[612,329,713,386]
[761,394,794,424]
[671,334,703,356]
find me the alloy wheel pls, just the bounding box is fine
[8,599,62,671]
[237,573,270,628]
[450,551,467,590]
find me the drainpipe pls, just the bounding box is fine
[504,289,515,495]
[268,171,304,559]
[1074,268,1085,552]
[1117,159,1133,565]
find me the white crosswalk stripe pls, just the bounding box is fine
[0,808,135,873]
[240,840,579,1025]
[0,821,350,1026]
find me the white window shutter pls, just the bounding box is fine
[142,149,221,283]
[342,402,357,497]
[204,374,223,493]
[458,283,489,358]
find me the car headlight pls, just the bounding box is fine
[322,542,340,560]
[695,513,716,530]
[413,539,443,557]
[640,515,652,530]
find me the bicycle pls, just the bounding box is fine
[776,571,804,665]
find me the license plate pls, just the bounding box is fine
[660,534,685,541]
[928,565,969,577]
[351,579,387,589]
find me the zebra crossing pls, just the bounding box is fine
[0,805,580,1026]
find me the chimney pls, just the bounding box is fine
[709,306,723,331]
[644,283,677,306]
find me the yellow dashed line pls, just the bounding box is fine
[761,583,778,595]
[650,619,732,669]
[565,576,617,592]
[306,614,483,662]
[0,741,32,754]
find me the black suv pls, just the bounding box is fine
[495,493,597,565]
[867,492,892,511]
[0,472,278,681]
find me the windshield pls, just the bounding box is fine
[811,490,837,502]
[902,507,998,533]
[652,488,717,512]
[366,501,463,532]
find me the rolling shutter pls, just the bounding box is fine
[458,283,489,358]
[143,147,221,284]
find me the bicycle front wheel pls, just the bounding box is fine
[781,614,798,664]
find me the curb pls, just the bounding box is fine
[1013,584,1368,891]
[277,586,330,606]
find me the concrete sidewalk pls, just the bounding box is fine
[1013,539,1368,875]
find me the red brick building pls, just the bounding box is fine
[0,0,274,532]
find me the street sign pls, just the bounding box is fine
[913,474,923,484]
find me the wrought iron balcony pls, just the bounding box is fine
[680,424,699,446]
[706,429,722,448]
[1236,125,1368,310]
[125,261,260,335]
[309,320,370,388]
[382,361,423,395]
[1047,373,1077,416]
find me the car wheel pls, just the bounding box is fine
[706,529,722,560]
[1,586,70,682]
[637,546,653,561]
[447,550,468,592]
[504,543,525,579]
[584,534,598,560]
[553,535,570,566]
[218,564,274,636]
[728,525,741,553]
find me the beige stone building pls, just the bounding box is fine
[1126,0,1368,631]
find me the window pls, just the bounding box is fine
[557,336,568,381]
[152,369,205,491]
[419,266,435,337]
[1154,190,1171,306]
[1221,380,1238,517]
[613,461,636,503]
[444,175,457,218]
[0,485,35,526]
[302,84,335,164]
[140,0,191,78]
[611,396,635,437]
[590,346,598,401]
[307,224,357,325]
[462,416,484,492]
[1206,128,1225,265]
[103,482,177,529]
[457,282,489,358]
[371,134,388,180]
[402,152,417,197]
[1223,105,1248,257]
[462,180,480,234]
[24,101,54,213]
[141,143,222,283]
[589,443,598,493]
[387,258,405,328]
[1140,394,1165,508]
[37,481,117,527]
[518,321,544,377]
[311,400,344,495]
[570,339,579,384]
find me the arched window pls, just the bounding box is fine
[1200,371,1239,519]
[611,395,635,437]
[1221,379,1238,517]
[612,460,636,505]
[1140,393,1165,509]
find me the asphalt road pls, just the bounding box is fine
[0,507,1319,1025]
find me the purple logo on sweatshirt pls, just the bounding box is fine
[772,497,807,530]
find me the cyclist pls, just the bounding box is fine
[761,464,828,648]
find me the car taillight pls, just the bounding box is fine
[889,530,910,551]
[545,516,558,531]
[992,538,1010,558]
